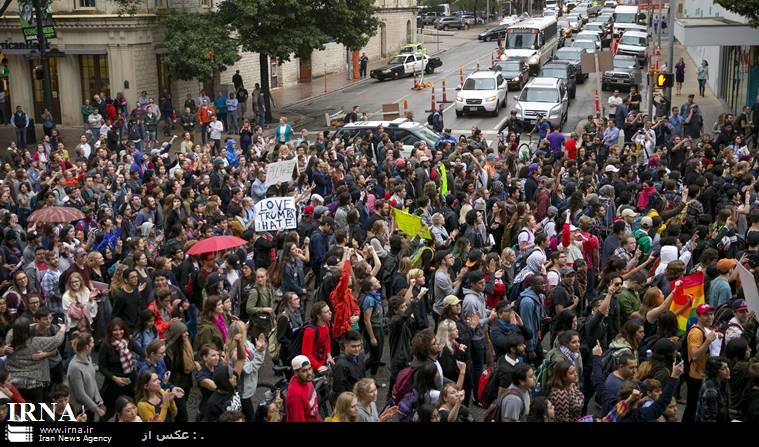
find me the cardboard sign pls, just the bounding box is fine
[581,50,613,74]
[736,262,759,322]
[254,197,297,232]
[265,158,298,187]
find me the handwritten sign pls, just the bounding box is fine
[392,207,432,240]
[265,158,298,186]
[254,197,297,232]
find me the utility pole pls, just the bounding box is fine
[665,0,676,107]
[486,0,490,23]
[33,0,52,116]
[646,0,654,117]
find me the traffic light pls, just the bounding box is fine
[656,72,674,88]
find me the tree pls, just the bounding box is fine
[217,0,379,122]
[714,0,759,27]
[159,12,241,82]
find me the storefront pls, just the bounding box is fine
[719,45,759,114]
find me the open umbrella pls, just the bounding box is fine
[28,206,86,224]
[186,235,248,256]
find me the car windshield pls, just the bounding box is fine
[541,67,567,79]
[519,87,560,103]
[556,49,582,61]
[505,31,538,50]
[495,62,521,73]
[615,12,637,24]
[573,40,596,49]
[463,78,496,90]
[389,56,407,64]
[585,24,602,31]
[613,58,636,69]
[413,126,439,146]
[399,47,415,53]
[620,35,646,46]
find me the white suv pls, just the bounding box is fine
[455,71,509,117]
[514,77,569,129]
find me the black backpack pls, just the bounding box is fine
[427,112,436,126]
[288,322,320,360]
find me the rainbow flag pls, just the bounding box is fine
[669,271,705,336]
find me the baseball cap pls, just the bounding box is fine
[291,355,311,371]
[621,208,639,219]
[605,165,620,173]
[696,304,715,315]
[716,258,737,274]
[560,266,576,277]
[303,205,314,215]
[442,295,461,308]
[395,159,406,167]
[730,299,748,312]
[640,216,654,228]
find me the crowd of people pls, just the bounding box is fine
[0,75,757,424]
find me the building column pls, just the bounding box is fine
[57,55,83,125]
[109,44,137,110]
[7,55,33,114]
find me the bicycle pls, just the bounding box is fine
[312,366,334,419]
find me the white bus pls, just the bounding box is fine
[502,17,560,74]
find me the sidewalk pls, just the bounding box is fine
[669,42,722,132]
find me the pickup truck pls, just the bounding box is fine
[370,53,443,81]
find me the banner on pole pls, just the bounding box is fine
[254,197,297,232]
[265,158,298,187]
[18,0,56,43]
[392,207,431,240]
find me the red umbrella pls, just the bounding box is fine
[28,206,86,224]
[186,235,248,256]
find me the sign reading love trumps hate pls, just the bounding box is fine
[254,197,298,232]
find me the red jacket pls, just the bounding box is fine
[329,261,359,340]
[147,301,172,339]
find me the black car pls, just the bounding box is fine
[478,24,508,42]
[540,62,577,99]
[553,47,588,84]
[492,59,530,90]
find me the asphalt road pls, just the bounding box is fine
[283,26,653,139]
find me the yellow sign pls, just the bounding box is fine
[655,72,673,88]
[393,208,432,240]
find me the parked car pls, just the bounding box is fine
[514,77,570,129]
[602,54,642,91]
[478,24,508,41]
[422,12,443,25]
[540,61,577,100]
[492,59,530,90]
[554,46,589,83]
[455,70,509,117]
[334,118,439,159]
[460,14,483,25]
[500,14,520,26]
[369,53,443,81]
[436,16,468,30]
[398,43,427,55]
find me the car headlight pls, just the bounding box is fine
[515,102,523,111]
[382,69,391,73]
[512,76,520,82]
[549,105,561,116]
[455,96,463,102]
[528,55,539,65]
[485,96,497,102]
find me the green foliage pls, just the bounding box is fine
[159,12,241,81]
[113,0,142,16]
[218,0,380,61]
[714,0,759,27]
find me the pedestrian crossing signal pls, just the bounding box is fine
[656,72,673,88]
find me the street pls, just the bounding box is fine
[282,25,655,139]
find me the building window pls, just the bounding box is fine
[30,58,61,122]
[156,54,171,96]
[201,0,211,7]
[80,55,110,102]
[79,0,96,8]
[154,0,168,9]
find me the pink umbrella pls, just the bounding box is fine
[28,206,86,224]
[186,235,248,256]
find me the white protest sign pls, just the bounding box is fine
[736,262,759,322]
[254,197,298,232]
[265,158,298,186]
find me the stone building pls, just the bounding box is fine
[0,0,417,126]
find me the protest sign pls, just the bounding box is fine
[254,197,297,232]
[392,208,431,240]
[736,262,759,322]
[265,158,298,186]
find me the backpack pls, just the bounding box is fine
[267,326,280,363]
[391,366,417,405]
[679,325,705,378]
[533,356,554,397]
[477,367,495,408]
[482,388,524,422]
[427,112,435,126]
[713,304,740,352]
[599,345,629,377]
[288,322,319,360]
[513,246,540,277]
